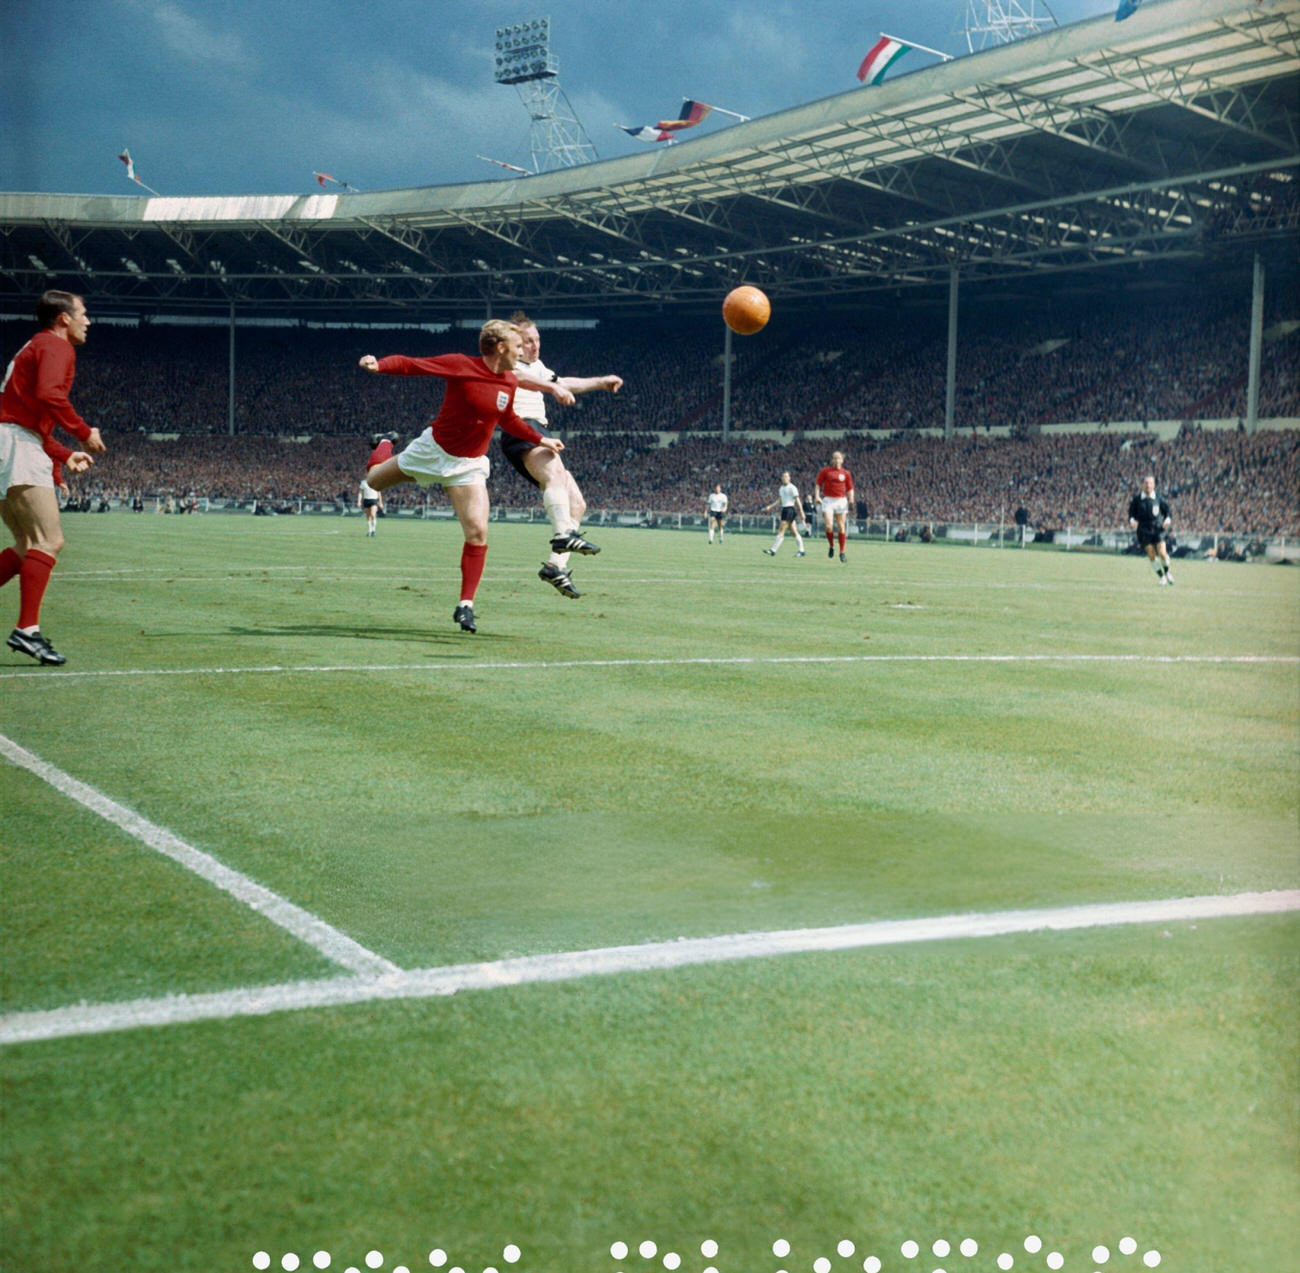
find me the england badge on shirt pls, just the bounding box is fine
[497,391,509,411]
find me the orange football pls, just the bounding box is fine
[722,285,771,335]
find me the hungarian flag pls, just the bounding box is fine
[117,148,159,194]
[857,35,912,85]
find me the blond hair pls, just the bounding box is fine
[479,319,518,355]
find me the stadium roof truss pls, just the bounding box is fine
[2,0,1297,321]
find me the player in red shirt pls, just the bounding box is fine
[359,319,565,633]
[815,450,855,562]
[0,290,105,665]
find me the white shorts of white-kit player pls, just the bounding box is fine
[0,421,54,497]
[397,428,490,488]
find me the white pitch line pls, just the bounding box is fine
[51,565,1279,591]
[2,889,1296,1046]
[1,652,1296,683]
[0,733,399,979]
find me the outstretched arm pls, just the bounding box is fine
[515,370,576,407]
[359,353,461,377]
[559,374,623,396]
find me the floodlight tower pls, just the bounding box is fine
[493,16,598,172]
[955,1,1058,52]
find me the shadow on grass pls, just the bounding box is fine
[222,623,506,645]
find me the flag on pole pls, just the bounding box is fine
[655,99,712,135]
[857,33,951,85]
[1115,0,1143,19]
[313,171,360,192]
[117,148,160,195]
[617,99,721,143]
[857,35,912,85]
[618,124,671,143]
[475,155,533,176]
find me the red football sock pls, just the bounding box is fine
[459,542,488,602]
[0,547,21,588]
[826,530,835,547]
[17,548,57,629]
[838,531,847,552]
[366,439,394,469]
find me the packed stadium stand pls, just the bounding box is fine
[11,300,1295,537]
[6,297,1295,441]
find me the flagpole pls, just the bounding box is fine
[705,105,750,122]
[879,33,953,62]
[476,155,533,176]
[118,150,160,195]
[313,172,362,192]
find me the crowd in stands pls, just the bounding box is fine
[6,290,1295,443]
[695,298,1300,434]
[5,289,1297,536]
[62,424,1300,536]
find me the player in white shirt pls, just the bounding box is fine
[762,471,806,557]
[357,473,383,536]
[706,485,729,543]
[505,313,623,599]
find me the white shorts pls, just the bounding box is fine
[397,428,490,488]
[0,421,54,498]
[821,496,849,517]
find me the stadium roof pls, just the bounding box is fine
[2,0,1297,322]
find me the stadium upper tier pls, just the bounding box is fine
[2,0,1297,320]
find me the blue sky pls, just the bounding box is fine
[2,1,1120,197]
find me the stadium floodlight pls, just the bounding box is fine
[493,17,556,85]
[955,1,1058,53]
[490,15,597,173]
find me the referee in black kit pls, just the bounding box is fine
[1128,474,1175,586]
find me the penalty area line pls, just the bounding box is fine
[0,732,399,980]
[1,889,1297,1046]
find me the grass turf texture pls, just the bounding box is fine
[2,514,1297,1270]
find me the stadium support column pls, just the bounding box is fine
[1247,252,1264,435]
[227,300,236,437]
[721,324,733,441]
[944,267,959,440]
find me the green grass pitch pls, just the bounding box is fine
[1,513,1297,1273]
